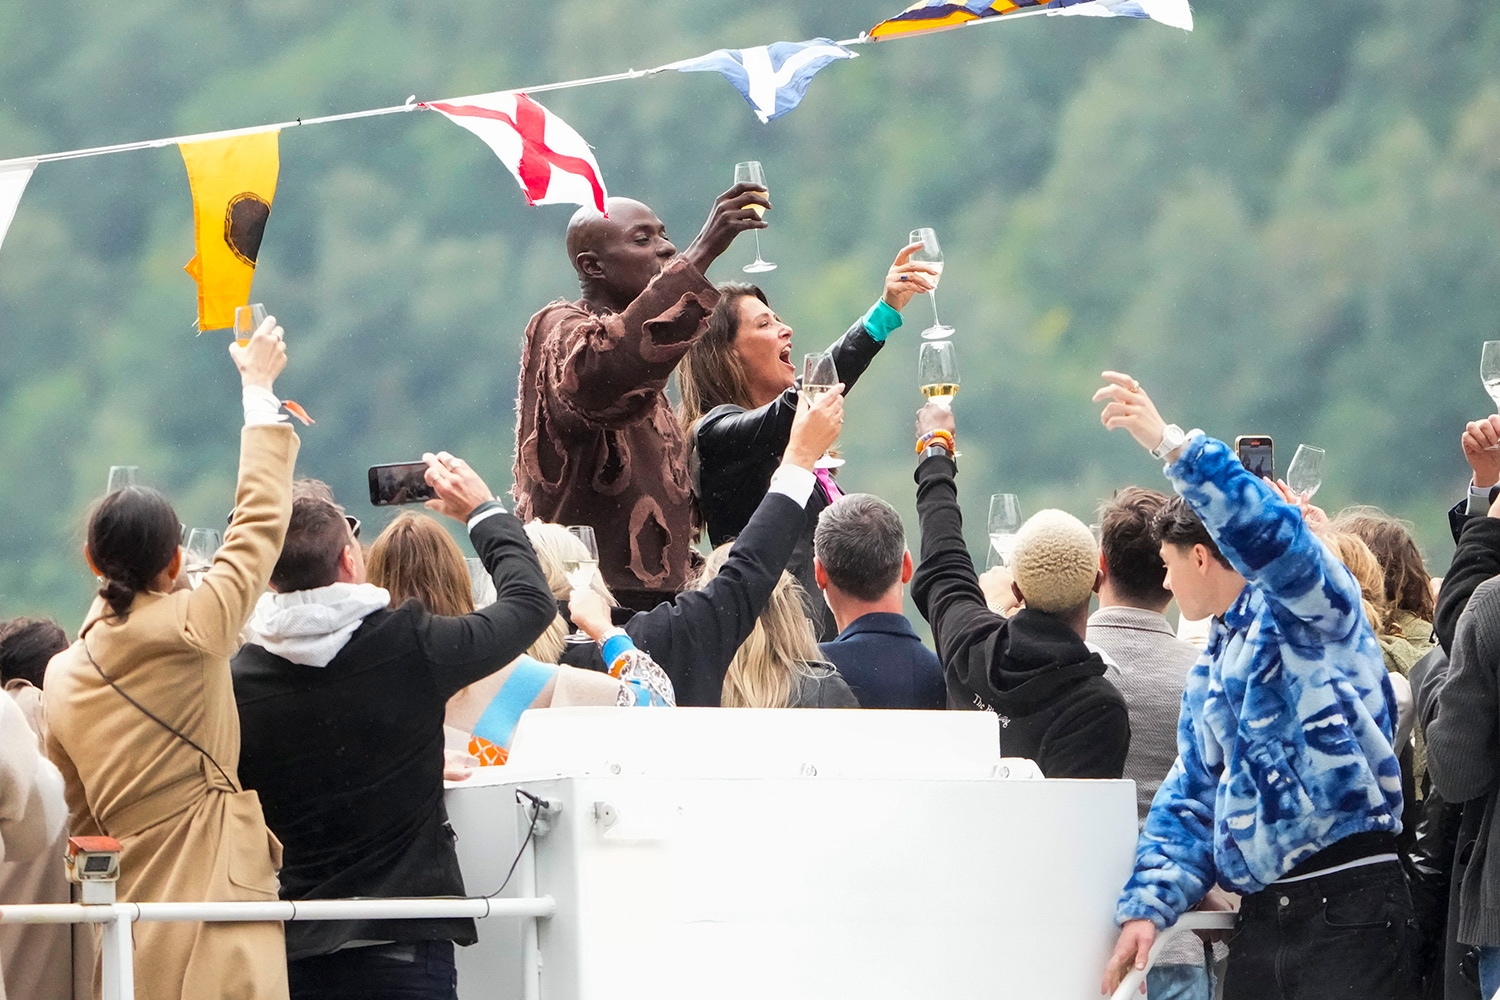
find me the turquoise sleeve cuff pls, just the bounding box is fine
[601,633,636,666]
[859,299,903,343]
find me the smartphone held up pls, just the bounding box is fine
[1234,435,1274,481]
[368,462,437,506]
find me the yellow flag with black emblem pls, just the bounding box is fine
[180,130,279,331]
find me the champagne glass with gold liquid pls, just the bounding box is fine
[919,341,960,408]
[734,161,776,273]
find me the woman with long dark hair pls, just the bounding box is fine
[680,243,934,638]
[44,318,298,1000]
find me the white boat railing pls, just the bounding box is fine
[0,895,556,1000]
[1110,911,1237,1000]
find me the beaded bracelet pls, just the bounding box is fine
[915,429,956,455]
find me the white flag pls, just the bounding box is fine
[0,160,36,255]
[424,93,607,213]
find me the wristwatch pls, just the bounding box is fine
[921,443,954,463]
[1150,423,1187,461]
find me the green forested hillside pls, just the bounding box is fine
[1,1,1498,625]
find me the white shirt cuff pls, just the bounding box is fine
[467,505,506,531]
[768,464,817,507]
[1469,480,1494,516]
[242,385,286,426]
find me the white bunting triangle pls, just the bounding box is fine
[0,160,36,255]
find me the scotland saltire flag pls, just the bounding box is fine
[868,0,1192,39]
[666,38,857,124]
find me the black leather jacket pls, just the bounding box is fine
[691,319,884,640]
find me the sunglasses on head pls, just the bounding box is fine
[225,510,361,541]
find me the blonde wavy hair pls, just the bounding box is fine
[366,511,473,617]
[693,544,821,708]
[1319,530,1399,638]
[522,522,617,664]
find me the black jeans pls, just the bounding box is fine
[288,940,458,1000]
[1222,860,1420,1000]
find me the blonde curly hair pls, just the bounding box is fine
[1011,509,1099,615]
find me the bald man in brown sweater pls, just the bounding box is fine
[512,186,768,611]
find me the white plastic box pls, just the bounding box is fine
[446,708,1137,999]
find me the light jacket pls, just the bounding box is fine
[45,423,298,1000]
[1116,433,1402,928]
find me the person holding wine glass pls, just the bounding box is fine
[512,184,769,615]
[679,242,938,640]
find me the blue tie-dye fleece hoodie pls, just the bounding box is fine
[1115,433,1403,929]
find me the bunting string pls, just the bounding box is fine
[0,6,1074,171]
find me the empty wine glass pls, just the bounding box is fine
[989,494,1021,567]
[733,161,776,273]
[106,466,139,494]
[465,557,495,609]
[234,303,267,347]
[563,526,599,642]
[1286,445,1325,501]
[183,528,222,589]
[802,352,843,469]
[918,341,960,409]
[909,228,954,340]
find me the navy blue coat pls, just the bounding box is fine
[818,612,944,710]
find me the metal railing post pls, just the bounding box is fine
[99,906,135,1000]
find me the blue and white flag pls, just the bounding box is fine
[665,38,857,124]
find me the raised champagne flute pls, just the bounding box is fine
[1286,445,1325,501]
[562,526,600,642]
[988,494,1021,568]
[234,303,267,347]
[1481,342,1500,451]
[184,528,222,589]
[802,352,843,469]
[733,161,776,273]
[918,341,960,409]
[106,466,139,494]
[910,228,954,339]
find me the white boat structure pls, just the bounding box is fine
[2,708,1230,999]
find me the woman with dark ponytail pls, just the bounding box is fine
[44,316,300,1000]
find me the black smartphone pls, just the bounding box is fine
[367,461,437,506]
[1234,435,1274,481]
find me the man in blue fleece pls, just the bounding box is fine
[1093,371,1414,1000]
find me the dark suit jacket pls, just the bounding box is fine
[818,612,944,709]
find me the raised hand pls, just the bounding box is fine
[422,451,497,522]
[681,183,771,274]
[783,385,845,471]
[1461,416,1500,488]
[881,241,939,312]
[916,400,956,440]
[229,314,287,391]
[1093,371,1172,457]
[567,585,615,644]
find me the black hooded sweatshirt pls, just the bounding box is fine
[910,454,1130,779]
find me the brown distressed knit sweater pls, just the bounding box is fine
[512,259,719,607]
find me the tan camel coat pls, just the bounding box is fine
[45,423,297,1000]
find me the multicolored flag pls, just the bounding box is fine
[180,131,280,332]
[425,92,607,213]
[665,38,857,124]
[868,0,1192,39]
[0,160,36,257]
